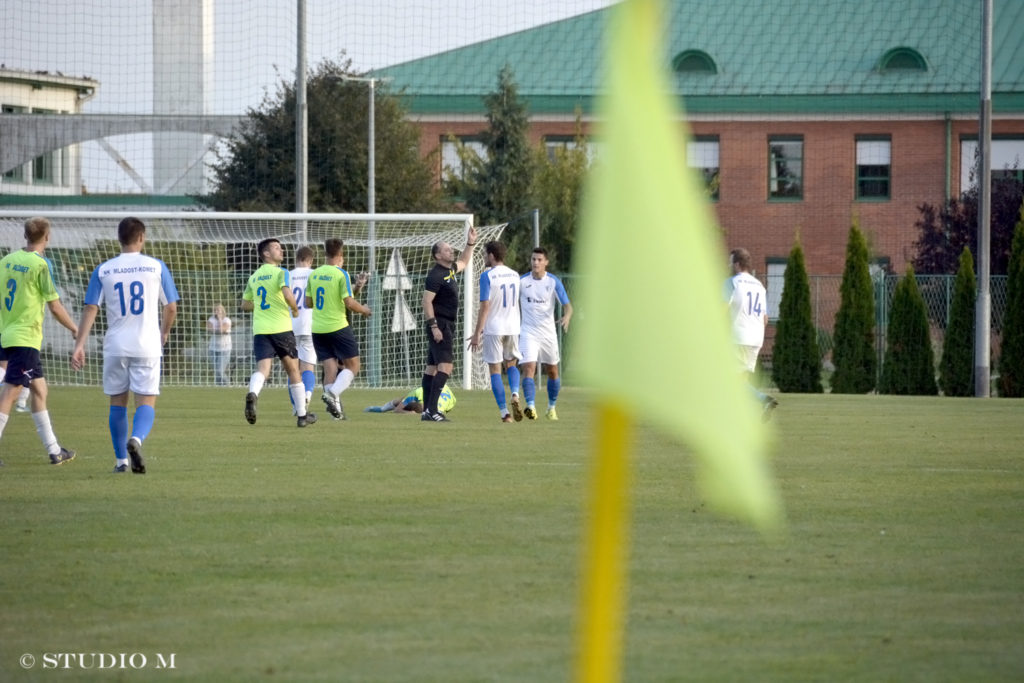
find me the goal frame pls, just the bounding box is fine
[0,210,500,390]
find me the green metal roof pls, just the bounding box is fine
[373,0,1024,116]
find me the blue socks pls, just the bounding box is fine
[302,369,316,394]
[523,377,536,406]
[110,404,157,462]
[490,373,507,410]
[109,406,129,461]
[131,404,156,442]
[547,377,561,407]
[506,365,521,397]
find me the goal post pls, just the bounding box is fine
[0,211,507,391]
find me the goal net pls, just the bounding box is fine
[0,211,507,390]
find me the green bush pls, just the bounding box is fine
[939,248,976,396]
[880,265,938,395]
[831,221,877,393]
[771,241,823,393]
[999,205,1024,397]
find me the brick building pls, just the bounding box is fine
[374,0,1024,301]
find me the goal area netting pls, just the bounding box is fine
[0,211,507,390]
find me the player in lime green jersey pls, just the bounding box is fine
[0,217,79,464]
[364,385,456,414]
[307,238,371,420]
[241,237,317,428]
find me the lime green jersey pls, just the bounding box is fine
[403,385,456,413]
[243,263,293,335]
[308,265,354,334]
[0,249,60,350]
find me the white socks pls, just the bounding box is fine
[248,372,266,395]
[32,410,59,455]
[329,368,354,397]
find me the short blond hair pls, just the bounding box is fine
[24,217,51,244]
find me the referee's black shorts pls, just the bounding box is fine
[425,317,454,366]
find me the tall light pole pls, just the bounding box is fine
[975,0,993,397]
[295,0,308,215]
[337,75,386,385]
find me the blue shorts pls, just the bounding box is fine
[2,347,44,386]
[253,332,298,362]
[312,327,360,363]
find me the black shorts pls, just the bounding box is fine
[253,332,298,362]
[3,347,44,386]
[425,318,455,366]
[312,327,360,363]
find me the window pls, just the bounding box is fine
[2,104,26,183]
[960,137,1024,192]
[440,136,487,180]
[877,47,928,73]
[672,50,717,75]
[768,137,803,199]
[543,135,601,164]
[856,136,891,199]
[687,135,719,200]
[765,259,786,322]
[30,108,59,185]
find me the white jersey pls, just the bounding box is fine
[727,271,767,347]
[478,264,521,336]
[84,251,179,357]
[289,266,313,336]
[520,272,570,336]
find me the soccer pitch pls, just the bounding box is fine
[2,388,1022,681]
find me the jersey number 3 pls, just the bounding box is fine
[4,278,15,311]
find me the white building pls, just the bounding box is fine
[0,68,98,196]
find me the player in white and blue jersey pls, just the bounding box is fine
[726,247,777,420]
[468,241,522,422]
[72,217,180,473]
[518,247,572,421]
[289,246,316,413]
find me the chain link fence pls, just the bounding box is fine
[555,273,1009,385]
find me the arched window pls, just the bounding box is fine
[672,50,717,75]
[877,47,928,73]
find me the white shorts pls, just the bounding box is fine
[103,356,162,396]
[737,345,761,373]
[295,334,316,365]
[481,334,521,365]
[519,329,560,366]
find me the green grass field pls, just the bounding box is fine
[2,387,1022,682]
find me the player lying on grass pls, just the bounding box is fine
[364,385,455,414]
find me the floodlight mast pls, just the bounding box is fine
[975,0,992,397]
[336,74,391,386]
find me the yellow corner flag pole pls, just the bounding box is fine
[576,401,631,683]
[572,0,783,680]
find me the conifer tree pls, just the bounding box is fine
[880,265,938,395]
[939,248,976,396]
[771,241,823,392]
[998,204,1024,397]
[831,222,877,393]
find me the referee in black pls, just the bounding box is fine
[421,226,478,421]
